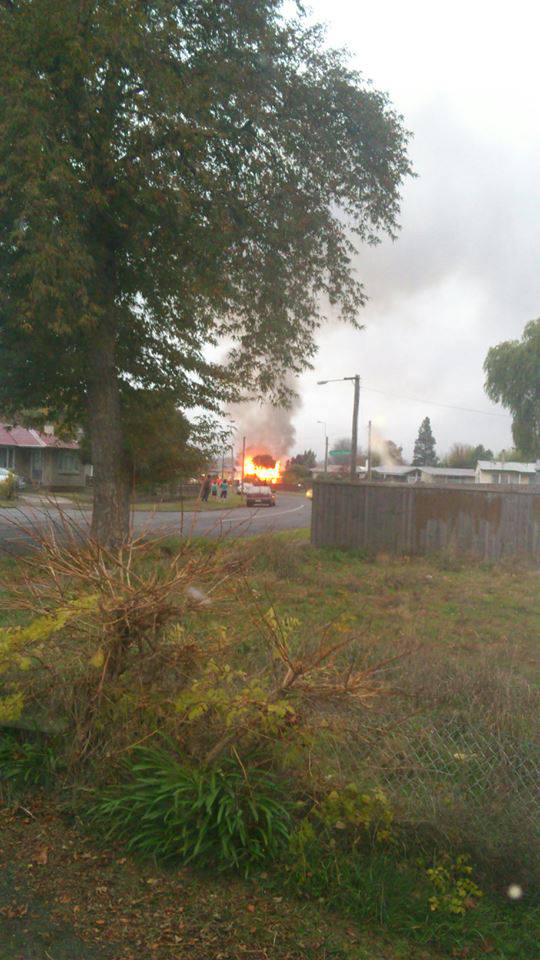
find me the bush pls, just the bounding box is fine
[0,732,58,792]
[0,525,387,772]
[0,472,18,501]
[91,746,292,873]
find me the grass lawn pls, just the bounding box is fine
[133,492,246,511]
[63,492,248,512]
[0,533,538,959]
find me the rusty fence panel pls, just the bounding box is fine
[311,481,540,562]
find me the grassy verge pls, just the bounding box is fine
[63,493,248,512]
[132,493,246,511]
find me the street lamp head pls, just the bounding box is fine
[317,380,328,385]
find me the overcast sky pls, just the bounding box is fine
[288,0,540,462]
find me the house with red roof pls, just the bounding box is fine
[0,423,87,489]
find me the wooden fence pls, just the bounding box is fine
[311,481,540,562]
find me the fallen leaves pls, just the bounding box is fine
[0,903,28,919]
[34,845,49,864]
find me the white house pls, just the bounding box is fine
[420,466,476,484]
[475,460,540,485]
[372,465,421,483]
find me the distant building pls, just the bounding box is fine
[475,460,540,485]
[0,423,86,489]
[420,466,476,484]
[372,465,421,483]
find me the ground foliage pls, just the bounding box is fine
[0,530,538,958]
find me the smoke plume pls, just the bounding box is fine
[228,375,302,458]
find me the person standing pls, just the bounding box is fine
[200,475,211,502]
[220,478,228,499]
[211,477,218,498]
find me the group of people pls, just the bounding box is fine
[199,475,230,502]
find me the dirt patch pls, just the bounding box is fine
[0,796,437,960]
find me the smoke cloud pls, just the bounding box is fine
[228,374,302,458]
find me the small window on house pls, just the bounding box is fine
[58,451,80,474]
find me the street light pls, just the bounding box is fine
[317,420,329,474]
[317,375,360,481]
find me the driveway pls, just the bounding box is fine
[0,493,311,552]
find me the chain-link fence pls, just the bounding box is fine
[355,716,540,883]
[362,718,540,835]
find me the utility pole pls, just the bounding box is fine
[367,419,372,481]
[221,448,225,480]
[350,374,360,481]
[241,436,246,493]
[230,444,234,481]
[316,374,360,482]
[317,420,329,475]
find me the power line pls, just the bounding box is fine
[359,383,511,420]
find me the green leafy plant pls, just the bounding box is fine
[91,746,292,874]
[0,734,58,790]
[317,783,394,845]
[426,854,483,916]
[0,472,18,501]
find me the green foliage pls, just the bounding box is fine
[485,318,540,459]
[0,471,18,500]
[91,747,292,874]
[175,657,296,736]
[289,785,395,886]
[0,0,411,439]
[284,839,537,958]
[316,784,394,845]
[282,462,312,484]
[426,854,483,917]
[79,390,219,485]
[0,691,25,723]
[288,450,317,469]
[442,443,493,468]
[412,417,438,466]
[0,733,58,789]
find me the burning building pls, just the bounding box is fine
[243,452,282,483]
[228,373,301,486]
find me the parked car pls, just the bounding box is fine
[243,482,276,507]
[0,467,25,490]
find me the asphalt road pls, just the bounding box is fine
[0,492,312,552]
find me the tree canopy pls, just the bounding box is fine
[288,450,317,469]
[442,443,493,468]
[484,319,540,460]
[0,0,412,541]
[412,417,438,467]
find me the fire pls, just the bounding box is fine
[243,453,281,483]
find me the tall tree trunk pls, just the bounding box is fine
[87,327,131,546]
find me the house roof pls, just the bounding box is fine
[0,424,79,450]
[373,465,420,476]
[421,466,476,477]
[477,460,538,474]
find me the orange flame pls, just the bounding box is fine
[243,454,281,483]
